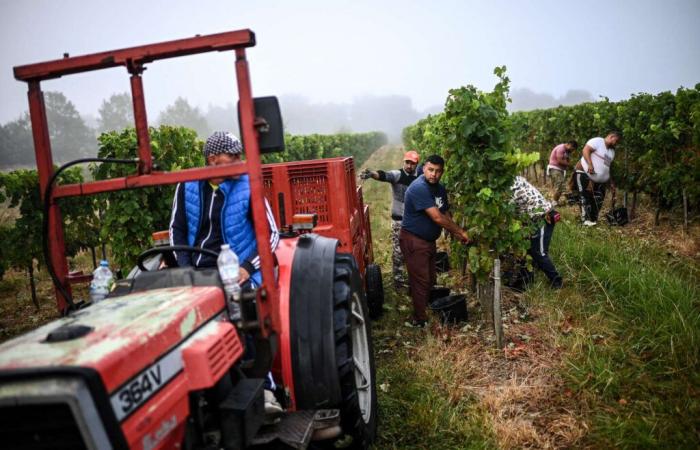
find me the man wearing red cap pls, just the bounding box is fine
[360,150,420,289]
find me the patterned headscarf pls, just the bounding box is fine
[203,131,243,158]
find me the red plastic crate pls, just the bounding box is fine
[262,157,373,277]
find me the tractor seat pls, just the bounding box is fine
[111,267,223,297]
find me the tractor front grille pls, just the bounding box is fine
[0,402,87,450]
[0,376,113,450]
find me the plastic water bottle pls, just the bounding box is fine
[89,260,114,304]
[217,244,242,322]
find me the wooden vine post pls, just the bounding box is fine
[476,259,503,349]
[493,258,503,349]
[479,280,494,324]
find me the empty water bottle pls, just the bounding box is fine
[89,260,114,304]
[217,244,242,322]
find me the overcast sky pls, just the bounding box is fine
[1,0,698,124]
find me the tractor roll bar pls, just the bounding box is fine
[13,29,256,81]
[51,162,249,198]
[13,29,279,338]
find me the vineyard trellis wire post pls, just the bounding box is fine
[475,258,504,349]
[479,281,494,324]
[493,258,503,349]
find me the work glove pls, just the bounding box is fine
[360,169,372,180]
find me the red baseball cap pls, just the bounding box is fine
[404,150,420,163]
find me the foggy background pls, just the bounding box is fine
[1,0,698,167]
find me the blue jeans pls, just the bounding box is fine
[240,279,275,390]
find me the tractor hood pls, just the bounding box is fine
[0,286,224,392]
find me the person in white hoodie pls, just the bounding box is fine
[574,131,621,226]
[510,176,563,290]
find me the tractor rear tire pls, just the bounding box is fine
[333,254,378,448]
[289,234,377,448]
[365,263,384,319]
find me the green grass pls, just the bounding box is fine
[375,341,496,449]
[363,145,700,448]
[546,218,700,448]
[371,279,498,450]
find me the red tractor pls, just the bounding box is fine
[0,30,382,449]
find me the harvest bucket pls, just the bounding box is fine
[435,251,450,273]
[430,286,451,303]
[430,294,467,325]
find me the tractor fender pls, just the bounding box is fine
[288,233,341,409]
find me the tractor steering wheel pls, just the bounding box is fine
[136,245,219,272]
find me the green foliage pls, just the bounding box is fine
[0,223,10,279]
[1,170,46,273]
[3,122,386,273]
[403,67,538,280]
[0,167,89,278]
[509,84,700,211]
[92,126,203,269]
[281,132,387,167]
[94,128,384,268]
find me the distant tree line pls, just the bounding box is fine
[0,87,599,170]
[0,91,415,170]
[0,92,214,169]
[0,92,94,168]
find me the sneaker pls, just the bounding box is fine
[264,389,283,416]
[404,318,427,328]
[582,220,597,227]
[550,278,563,289]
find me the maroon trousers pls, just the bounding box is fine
[399,229,437,321]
